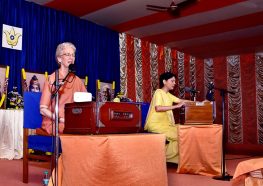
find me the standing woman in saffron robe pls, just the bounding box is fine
[37,42,87,135]
[144,72,189,163]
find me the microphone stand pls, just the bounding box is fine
[51,70,73,186]
[213,87,234,181]
[51,71,72,99]
[53,70,59,186]
[190,92,197,101]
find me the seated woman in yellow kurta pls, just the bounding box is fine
[144,72,188,164]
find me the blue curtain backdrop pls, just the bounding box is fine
[0,0,120,96]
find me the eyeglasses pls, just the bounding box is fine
[61,53,75,57]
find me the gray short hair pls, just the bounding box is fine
[55,42,76,63]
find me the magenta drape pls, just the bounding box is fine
[240,53,257,144]
[158,46,165,78]
[196,57,205,101]
[141,40,151,102]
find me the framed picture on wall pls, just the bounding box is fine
[0,65,9,108]
[80,75,88,90]
[96,80,115,102]
[21,69,47,93]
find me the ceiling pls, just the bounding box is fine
[25,0,263,58]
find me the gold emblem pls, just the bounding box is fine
[3,27,21,48]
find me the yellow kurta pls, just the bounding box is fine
[144,89,180,163]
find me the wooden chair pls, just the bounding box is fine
[23,92,55,183]
[21,69,47,136]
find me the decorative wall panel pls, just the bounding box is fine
[227,55,243,144]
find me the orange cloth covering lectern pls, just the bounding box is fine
[49,134,168,186]
[177,124,222,176]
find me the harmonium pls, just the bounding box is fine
[64,102,141,134]
[181,101,213,125]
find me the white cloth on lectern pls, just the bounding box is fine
[0,110,23,160]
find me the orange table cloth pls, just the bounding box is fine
[177,124,222,176]
[232,158,263,186]
[49,134,168,186]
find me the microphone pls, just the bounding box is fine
[68,64,76,73]
[208,82,214,90]
[62,64,76,83]
[210,82,236,95]
[185,87,200,94]
[52,64,75,86]
[206,83,215,101]
[51,64,75,99]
